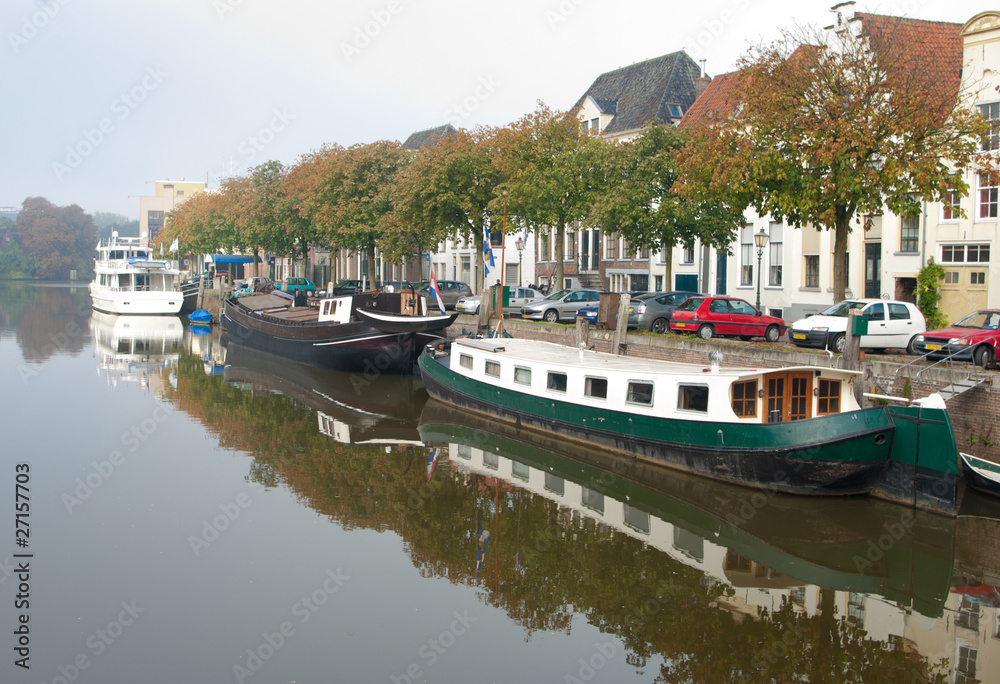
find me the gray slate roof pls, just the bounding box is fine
[571,51,702,134]
[403,124,459,150]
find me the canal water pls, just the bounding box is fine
[2,281,998,684]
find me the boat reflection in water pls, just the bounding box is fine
[223,341,427,446]
[418,401,1000,682]
[91,311,183,391]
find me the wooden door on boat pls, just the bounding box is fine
[764,371,813,422]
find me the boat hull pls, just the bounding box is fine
[961,452,1000,497]
[90,286,183,315]
[418,350,893,496]
[355,308,458,334]
[222,297,421,374]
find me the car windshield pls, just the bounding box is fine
[675,297,703,312]
[818,300,866,317]
[544,289,571,301]
[953,311,1000,329]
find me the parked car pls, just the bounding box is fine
[628,291,703,333]
[236,276,275,292]
[788,299,925,354]
[669,296,786,341]
[457,287,545,315]
[414,280,473,310]
[330,278,379,295]
[911,309,1000,366]
[522,289,602,323]
[275,277,317,296]
[575,292,645,327]
[381,281,421,293]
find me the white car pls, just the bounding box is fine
[457,287,545,315]
[789,299,926,354]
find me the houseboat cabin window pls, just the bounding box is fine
[678,384,709,412]
[457,445,472,460]
[627,381,654,406]
[585,376,608,399]
[547,372,567,392]
[483,452,499,470]
[731,380,758,418]
[817,379,841,415]
[511,461,530,482]
[459,354,473,370]
[485,360,500,377]
[514,367,532,385]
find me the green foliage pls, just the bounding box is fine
[916,259,948,330]
[0,240,38,279]
[902,378,913,400]
[92,211,139,240]
[13,197,98,279]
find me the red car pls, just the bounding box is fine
[669,296,787,342]
[911,309,1000,367]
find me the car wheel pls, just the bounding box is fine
[306,290,314,297]
[764,325,780,343]
[906,336,920,355]
[473,306,480,315]
[832,333,846,354]
[544,309,559,323]
[651,318,669,334]
[697,324,714,340]
[973,345,995,368]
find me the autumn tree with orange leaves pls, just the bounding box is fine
[681,18,989,302]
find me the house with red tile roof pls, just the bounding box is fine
[663,4,999,325]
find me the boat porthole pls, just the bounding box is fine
[874,434,887,446]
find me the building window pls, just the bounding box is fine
[604,233,617,260]
[731,380,757,418]
[147,210,164,240]
[584,376,608,399]
[514,367,531,385]
[978,172,998,219]
[678,385,709,412]
[768,221,783,286]
[957,595,981,632]
[972,271,986,285]
[627,381,653,405]
[459,354,473,369]
[942,244,991,264]
[900,214,919,252]
[668,104,684,118]
[682,245,694,264]
[956,646,977,683]
[591,117,599,132]
[740,224,753,286]
[547,372,567,392]
[945,271,960,284]
[804,255,819,288]
[485,360,500,377]
[817,379,841,415]
[980,102,999,151]
[566,232,576,261]
[942,189,961,221]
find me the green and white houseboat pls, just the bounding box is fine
[418,337,960,514]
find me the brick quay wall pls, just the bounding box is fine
[442,315,1000,462]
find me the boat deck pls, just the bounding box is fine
[452,337,834,379]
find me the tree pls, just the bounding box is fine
[294,141,410,285]
[591,122,743,289]
[13,197,97,279]
[682,19,988,302]
[92,212,139,240]
[383,127,502,293]
[495,103,609,289]
[163,188,239,256]
[916,259,948,329]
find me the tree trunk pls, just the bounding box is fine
[554,222,566,290]
[474,224,484,295]
[833,207,852,303]
[663,247,673,292]
[366,244,377,286]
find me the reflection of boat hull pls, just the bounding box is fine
[418,401,958,617]
[418,346,892,497]
[221,296,419,374]
[91,311,183,388]
[223,343,426,444]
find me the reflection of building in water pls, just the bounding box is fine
[91,312,182,393]
[446,439,1000,683]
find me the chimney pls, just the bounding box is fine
[695,59,711,101]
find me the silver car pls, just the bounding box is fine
[457,287,545,315]
[521,289,602,323]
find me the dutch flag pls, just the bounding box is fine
[429,271,446,315]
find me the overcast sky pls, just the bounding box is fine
[1,0,989,219]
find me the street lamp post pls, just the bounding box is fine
[515,237,524,287]
[754,228,769,311]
